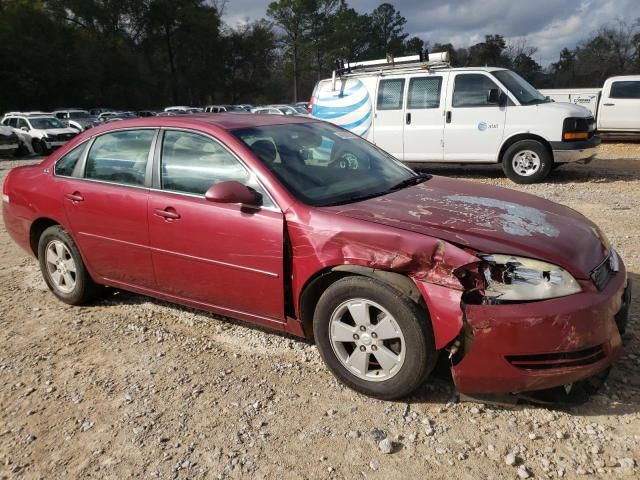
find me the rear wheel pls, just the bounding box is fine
[38,225,100,305]
[502,140,552,184]
[313,276,436,400]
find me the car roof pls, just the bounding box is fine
[85,113,317,132]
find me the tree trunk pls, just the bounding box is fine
[165,26,179,104]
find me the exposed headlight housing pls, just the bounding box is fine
[480,254,581,301]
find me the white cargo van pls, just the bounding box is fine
[540,76,640,135]
[309,53,600,183]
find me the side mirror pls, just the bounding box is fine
[20,126,29,132]
[205,181,261,206]
[487,88,500,104]
[498,91,508,107]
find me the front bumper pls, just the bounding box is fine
[451,264,629,395]
[0,142,19,151]
[551,135,601,163]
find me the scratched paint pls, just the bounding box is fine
[445,195,559,238]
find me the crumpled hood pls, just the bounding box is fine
[44,128,78,136]
[324,176,607,278]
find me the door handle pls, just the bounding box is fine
[154,207,181,220]
[406,112,412,125]
[603,103,615,106]
[64,192,84,202]
[446,111,452,123]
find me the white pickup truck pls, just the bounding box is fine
[309,53,601,184]
[540,76,640,135]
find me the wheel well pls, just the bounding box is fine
[498,134,553,164]
[298,266,423,340]
[30,218,59,257]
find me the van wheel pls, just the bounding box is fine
[313,276,436,400]
[502,140,552,184]
[38,225,101,305]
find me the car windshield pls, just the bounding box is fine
[492,70,547,105]
[232,122,425,207]
[29,117,66,129]
[69,111,90,119]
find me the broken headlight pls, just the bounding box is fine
[480,254,581,301]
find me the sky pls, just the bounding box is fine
[222,0,640,66]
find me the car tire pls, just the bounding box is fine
[313,276,436,400]
[502,140,552,184]
[38,225,101,305]
[33,139,47,156]
[14,142,29,157]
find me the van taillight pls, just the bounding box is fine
[308,97,314,114]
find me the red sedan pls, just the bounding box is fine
[2,114,631,400]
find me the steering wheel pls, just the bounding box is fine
[329,149,360,170]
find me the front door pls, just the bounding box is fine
[60,129,157,288]
[403,74,446,161]
[148,129,285,321]
[598,80,640,130]
[372,77,406,159]
[443,72,507,162]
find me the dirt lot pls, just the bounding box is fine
[0,145,638,479]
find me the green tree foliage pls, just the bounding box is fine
[0,1,637,111]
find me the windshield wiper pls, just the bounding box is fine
[388,173,431,191]
[324,191,391,206]
[323,173,431,207]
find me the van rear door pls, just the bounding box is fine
[443,72,506,162]
[402,73,446,161]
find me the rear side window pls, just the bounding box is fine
[377,79,405,110]
[408,77,442,109]
[453,74,500,107]
[85,129,155,186]
[55,143,85,177]
[610,81,640,99]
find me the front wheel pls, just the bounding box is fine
[502,140,552,184]
[38,225,101,305]
[33,139,48,156]
[313,276,436,400]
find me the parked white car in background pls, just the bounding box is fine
[540,76,640,135]
[1,113,78,155]
[52,109,100,131]
[0,125,20,156]
[309,53,600,183]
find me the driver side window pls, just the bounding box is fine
[452,74,500,108]
[161,130,275,207]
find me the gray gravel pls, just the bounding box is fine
[0,146,638,478]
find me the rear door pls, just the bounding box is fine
[598,80,640,130]
[372,77,406,159]
[443,72,506,162]
[60,128,157,288]
[403,73,446,161]
[147,129,285,322]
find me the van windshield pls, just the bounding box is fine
[492,70,547,105]
[232,122,426,207]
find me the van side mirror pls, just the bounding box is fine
[487,88,500,104]
[205,181,261,206]
[498,91,508,107]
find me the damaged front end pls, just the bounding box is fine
[438,252,629,396]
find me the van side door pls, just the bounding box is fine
[403,73,446,161]
[443,72,507,162]
[372,76,406,159]
[597,79,640,131]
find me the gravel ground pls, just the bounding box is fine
[0,144,638,479]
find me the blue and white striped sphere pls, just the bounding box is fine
[311,79,372,138]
